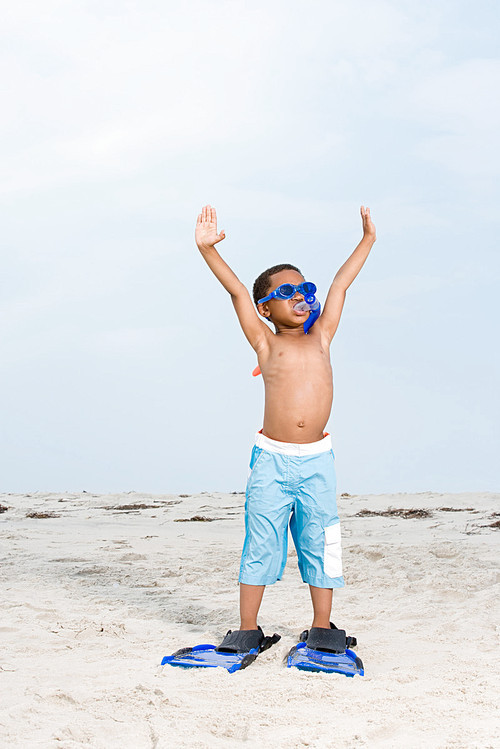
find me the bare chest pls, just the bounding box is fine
[263,335,332,380]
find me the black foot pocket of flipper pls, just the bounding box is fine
[300,622,357,652]
[307,626,347,653]
[216,626,264,653]
[162,627,281,673]
[216,626,281,655]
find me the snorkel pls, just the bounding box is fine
[294,296,321,334]
[252,290,321,376]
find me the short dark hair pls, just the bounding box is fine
[252,263,303,305]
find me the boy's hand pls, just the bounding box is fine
[361,205,376,241]
[195,205,226,251]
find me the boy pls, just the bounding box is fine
[195,204,376,653]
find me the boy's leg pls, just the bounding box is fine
[309,585,333,629]
[291,449,344,618]
[239,583,265,630]
[239,444,291,629]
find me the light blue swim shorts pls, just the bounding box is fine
[239,432,344,589]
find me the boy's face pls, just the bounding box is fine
[257,269,311,327]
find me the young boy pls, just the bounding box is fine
[195,204,376,651]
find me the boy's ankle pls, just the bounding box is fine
[311,619,331,629]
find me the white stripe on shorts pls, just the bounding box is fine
[255,431,332,457]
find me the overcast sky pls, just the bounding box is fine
[1,0,499,494]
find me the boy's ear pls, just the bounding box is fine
[257,302,271,319]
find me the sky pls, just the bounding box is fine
[1,0,499,494]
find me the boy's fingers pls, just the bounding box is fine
[198,204,220,227]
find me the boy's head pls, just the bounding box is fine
[254,263,314,328]
[252,263,302,306]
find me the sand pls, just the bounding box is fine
[1,490,499,748]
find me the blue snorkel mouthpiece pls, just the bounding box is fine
[294,296,321,334]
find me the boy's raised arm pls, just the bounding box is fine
[195,205,271,352]
[318,206,376,343]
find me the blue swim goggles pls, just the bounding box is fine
[258,282,317,305]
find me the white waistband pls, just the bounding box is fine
[255,431,332,457]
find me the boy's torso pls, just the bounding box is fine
[257,327,333,444]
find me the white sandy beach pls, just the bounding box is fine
[1,490,498,748]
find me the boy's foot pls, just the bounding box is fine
[161,626,281,673]
[216,626,280,654]
[286,623,363,676]
[300,622,357,652]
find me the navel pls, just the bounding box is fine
[297,421,305,428]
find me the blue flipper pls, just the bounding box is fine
[162,644,261,673]
[162,628,281,673]
[287,642,364,676]
[286,623,364,677]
